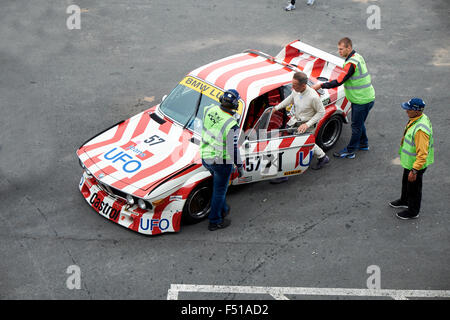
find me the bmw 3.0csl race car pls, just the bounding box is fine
[77,40,351,235]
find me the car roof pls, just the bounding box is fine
[188,51,295,107]
[188,41,345,120]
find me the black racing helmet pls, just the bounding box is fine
[219,89,240,110]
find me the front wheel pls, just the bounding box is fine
[181,182,212,224]
[315,114,343,151]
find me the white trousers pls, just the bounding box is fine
[312,144,326,159]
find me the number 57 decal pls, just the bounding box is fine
[144,135,165,146]
[245,152,284,175]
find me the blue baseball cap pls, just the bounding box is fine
[401,98,426,111]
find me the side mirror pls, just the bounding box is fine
[161,95,167,102]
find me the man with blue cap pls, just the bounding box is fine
[389,98,434,220]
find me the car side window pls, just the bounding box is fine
[247,107,273,141]
[282,84,292,99]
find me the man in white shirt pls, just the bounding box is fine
[270,72,329,183]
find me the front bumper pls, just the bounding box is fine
[78,171,183,235]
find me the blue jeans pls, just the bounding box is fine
[202,159,233,224]
[347,101,375,152]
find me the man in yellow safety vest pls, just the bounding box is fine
[201,89,244,231]
[389,98,434,220]
[312,37,375,159]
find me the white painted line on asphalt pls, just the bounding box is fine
[167,284,450,300]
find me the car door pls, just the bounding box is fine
[234,107,316,184]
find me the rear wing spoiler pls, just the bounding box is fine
[276,40,345,70]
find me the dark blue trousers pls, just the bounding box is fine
[202,159,232,224]
[347,101,375,152]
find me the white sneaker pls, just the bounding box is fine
[285,3,295,11]
[307,0,315,5]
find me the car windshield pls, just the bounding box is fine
[159,80,221,134]
[159,76,243,134]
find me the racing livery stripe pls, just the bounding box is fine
[284,51,304,65]
[81,119,130,153]
[82,113,164,176]
[214,60,275,90]
[189,53,247,77]
[327,65,343,103]
[204,56,267,85]
[295,134,316,168]
[159,117,173,135]
[145,163,203,196]
[93,165,117,178]
[296,55,317,71]
[130,112,151,140]
[342,97,351,115]
[252,140,270,153]
[222,62,287,94]
[278,136,296,149]
[256,72,293,97]
[84,154,102,169]
[311,59,326,79]
[110,133,186,191]
[197,53,256,80]
[235,67,292,103]
[249,72,293,101]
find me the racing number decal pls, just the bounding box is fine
[245,152,284,174]
[144,135,165,146]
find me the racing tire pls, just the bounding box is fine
[315,114,343,151]
[182,182,212,224]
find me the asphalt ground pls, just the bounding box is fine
[0,0,449,300]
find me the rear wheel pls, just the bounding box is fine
[316,114,343,151]
[182,182,212,224]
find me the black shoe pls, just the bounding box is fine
[208,218,231,231]
[396,210,419,220]
[311,155,329,170]
[389,199,408,209]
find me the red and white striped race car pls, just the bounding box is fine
[77,40,351,235]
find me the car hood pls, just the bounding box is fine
[77,108,201,198]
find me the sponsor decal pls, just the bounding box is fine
[238,176,252,183]
[169,195,183,201]
[284,169,303,176]
[89,192,120,220]
[180,76,243,115]
[295,150,313,168]
[103,147,142,173]
[126,144,147,158]
[140,218,170,231]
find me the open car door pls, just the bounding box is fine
[234,107,316,184]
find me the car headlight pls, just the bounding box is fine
[79,159,93,176]
[126,195,135,205]
[138,199,147,210]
